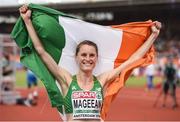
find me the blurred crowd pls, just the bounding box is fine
[155,39,180,58]
[0,52,38,107]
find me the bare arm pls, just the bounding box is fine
[19,5,72,88]
[98,22,161,87]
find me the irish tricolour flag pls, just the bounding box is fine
[11,3,155,120]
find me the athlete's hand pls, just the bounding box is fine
[151,21,161,37]
[19,4,31,23]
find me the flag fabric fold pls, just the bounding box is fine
[11,3,155,120]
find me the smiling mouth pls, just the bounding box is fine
[82,62,93,66]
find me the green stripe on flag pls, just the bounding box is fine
[11,3,68,113]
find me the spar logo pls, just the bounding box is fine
[72,91,96,99]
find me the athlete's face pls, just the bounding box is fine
[76,45,98,73]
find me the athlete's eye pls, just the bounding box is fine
[89,53,95,57]
[81,53,87,57]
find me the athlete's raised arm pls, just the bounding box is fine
[19,5,72,89]
[98,21,161,87]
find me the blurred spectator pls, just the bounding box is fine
[162,57,178,109]
[145,64,156,90]
[26,69,38,99]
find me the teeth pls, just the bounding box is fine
[85,64,91,66]
[83,63,92,66]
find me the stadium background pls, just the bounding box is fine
[0,0,180,121]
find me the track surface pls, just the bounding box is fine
[0,87,180,121]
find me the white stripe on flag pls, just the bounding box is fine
[58,16,123,75]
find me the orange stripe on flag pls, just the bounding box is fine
[101,21,155,119]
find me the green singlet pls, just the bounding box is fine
[64,75,103,119]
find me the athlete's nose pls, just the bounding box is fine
[85,55,90,61]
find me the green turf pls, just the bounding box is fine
[16,70,44,88]
[15,70,162,88]
[125,76,162,87]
